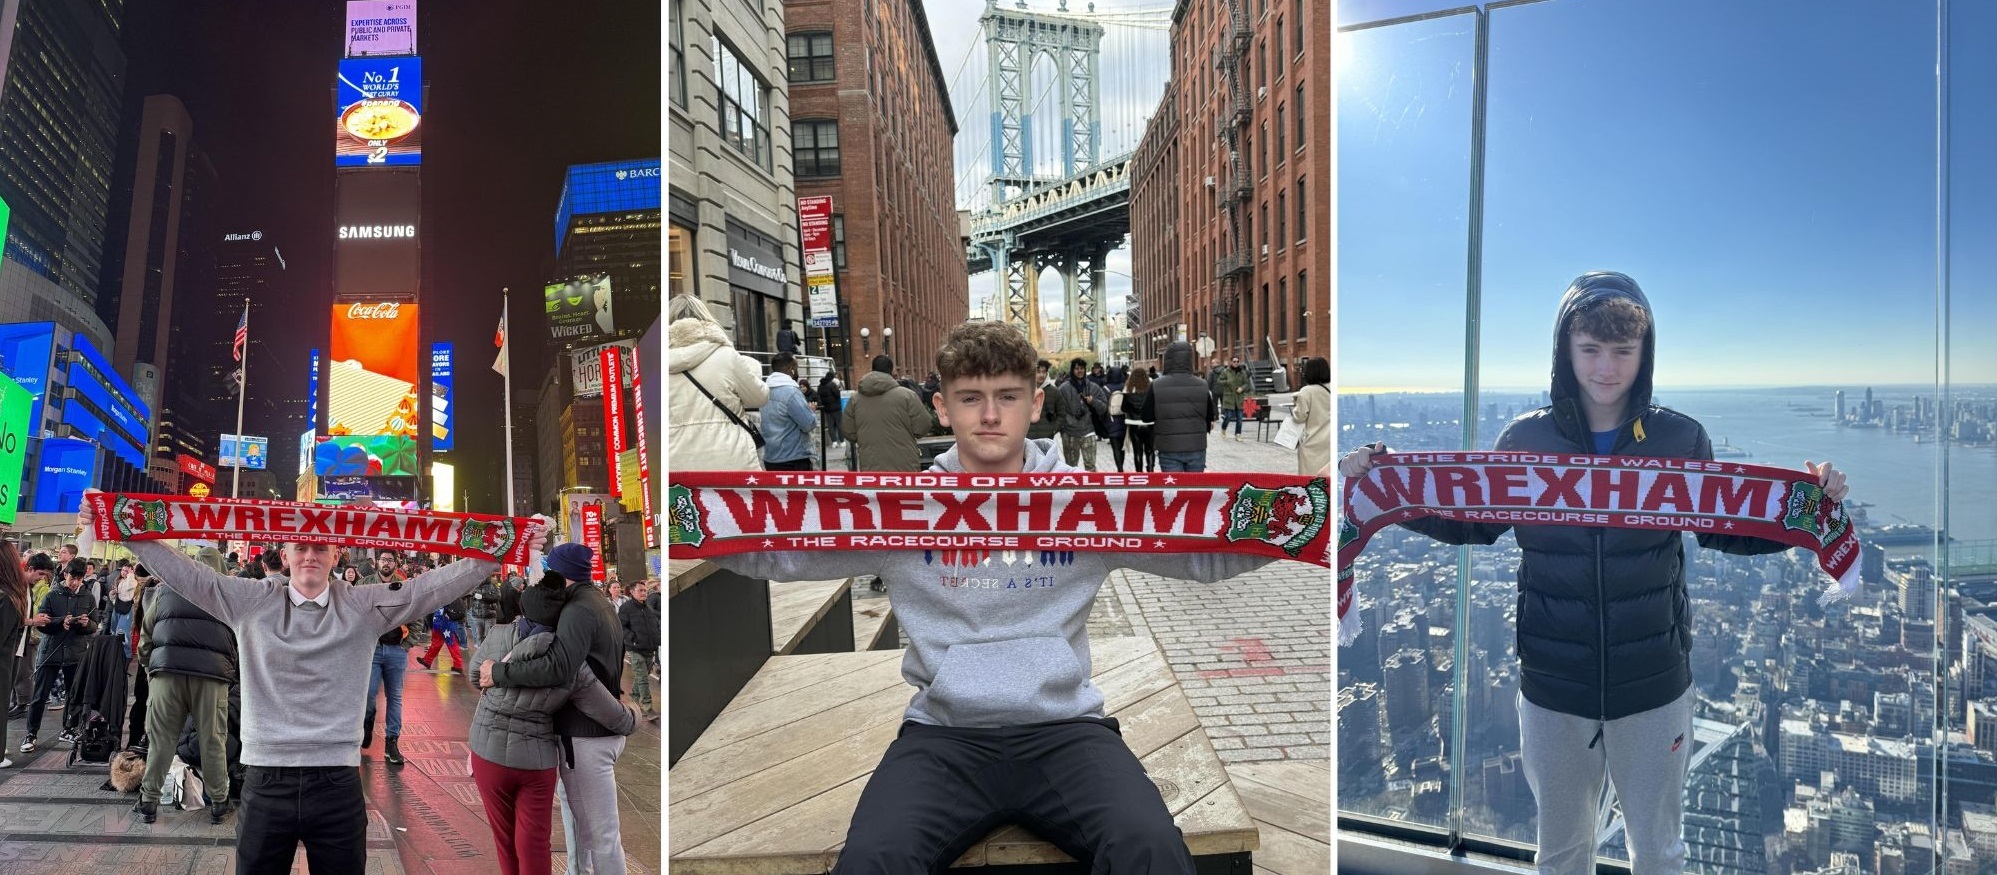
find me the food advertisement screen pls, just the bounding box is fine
[545,275,615,344]
[327,302,421,437]
[336,57,423,166]
[345,1,417,57]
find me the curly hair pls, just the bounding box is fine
[1566,296,1651,344]
[935,321,1039,385]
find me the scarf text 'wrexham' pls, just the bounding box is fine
[1337,452,1861,646]
[669,471,1333,567]
[82,492,547,566]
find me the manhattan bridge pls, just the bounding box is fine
[948,0,1174,357]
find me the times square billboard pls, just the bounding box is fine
[336,56,423,166]
[327,301,420,438]
[335,169,420,299]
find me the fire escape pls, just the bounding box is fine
[1210,0,1252,356]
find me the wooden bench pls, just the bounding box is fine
[769,579,856,656]
[851,595,897,651]
[667,636,1258,873]
[669,558,772,765]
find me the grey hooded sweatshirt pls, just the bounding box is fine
[466,621,638,770]
[713,437,1277,727]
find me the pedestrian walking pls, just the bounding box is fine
[1289,357,1331,476]
[760,353,819,471]
[468,573,501,649]
[618,581,660,720]
[475,544,628,875]
[668,294,769,471]
[1025,359,1070,454]
[358,565,415,766]
[134,547,238,825]
[842,355,931,472]
[1118,369,1155,473]
[1058,358,1109,472]
[418,596,469,671]
[10,553,55,719]
[1214,355,1249,441]
[817,373,846,446]
[85,492,530,874]
[468,583,640,875]
[1140,342,1217,473]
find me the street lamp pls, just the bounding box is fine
[860,327,871,356]
[882,327,894,361]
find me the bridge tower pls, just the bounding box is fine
[980,0,1109,354]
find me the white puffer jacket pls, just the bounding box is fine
[667,317,769,471]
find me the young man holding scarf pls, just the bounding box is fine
[78,492,539,875]
[709,320,1277,873]
[1340,272,1848,875]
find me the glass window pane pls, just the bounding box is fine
[1336,10,1477,837]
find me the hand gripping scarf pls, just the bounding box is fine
[80,492,550,566]
[1337,452,1861,646]
[668,470,1334,567]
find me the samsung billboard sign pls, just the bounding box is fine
[339,224,417,239]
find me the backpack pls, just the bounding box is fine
[1085,384,1112,439]
[68,710,114,766]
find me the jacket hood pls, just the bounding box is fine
[858,370,901,396]
[766,370,798,391]
[1162,342,1195,375]
[1551,271,1656,434]
[929,436,1071,474]
[668,318,733,374]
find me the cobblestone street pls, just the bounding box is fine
[840,425,1333,764]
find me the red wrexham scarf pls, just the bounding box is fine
[80,493,548,566]
[668,471,1333,567]
[1337,452,1860,646]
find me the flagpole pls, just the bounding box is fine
[501,291,516,517]
[232,297,249,499]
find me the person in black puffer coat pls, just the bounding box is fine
[618,581,661,719]
[134,548,239,824]
[1340,272,1850,875]
[1139,341,1216,473]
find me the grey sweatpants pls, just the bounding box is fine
[557,734,627,875]
[1518,685,1694,875]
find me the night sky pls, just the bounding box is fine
[119,0,662,512]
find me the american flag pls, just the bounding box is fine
[231,309,248,362]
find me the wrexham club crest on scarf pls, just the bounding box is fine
[668,471,1333,566]
[1335,451,1862,646]
[83,492,547,565]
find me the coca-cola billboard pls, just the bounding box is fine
[327,302,421,438]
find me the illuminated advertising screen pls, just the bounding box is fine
[298,429,317,478]
[0,372,31,524]
[334,170,420,297]
[66,335,150,467]
[433,461,454,512]
[581,503,604,583]
[430,342,453,451]
[0,321,55,430]
[554,159,662,253]
[313,435,418,477]
[336,56,423,166]
[219,434,269,470]
[327,302,420,437]
[569,340,634,397]
[345,1,417,57]
[307,349,322,431]
[0,194,9,275]
[602,346,625,498]
[545,275,615,343]
[177,454,216,495]
[631,345,654,548]
[30,438,95,514]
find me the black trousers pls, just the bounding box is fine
[237,765,368,874]
[1125,425,1156,472]
[832,718,1194,875]
[764,457,815,471]
[23,659,80,737]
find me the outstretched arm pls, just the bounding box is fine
[1113,550,1280,583]
[372,559,500,630]
[121,541,268,626]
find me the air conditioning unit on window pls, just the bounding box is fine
[1205,176,1216,187]
[1257,86,1268,101]
[1261,244,1270,256]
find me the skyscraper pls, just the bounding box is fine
[0,0,127,305]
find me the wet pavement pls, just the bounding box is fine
[0,655,661,874]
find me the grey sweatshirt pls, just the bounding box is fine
[127,541,497,767]
[714,437,1277,728]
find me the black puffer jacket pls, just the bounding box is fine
[141,585,237,683]
[619,594,661,652]
[1400,273,1788,721]
[1141,342,1216,455]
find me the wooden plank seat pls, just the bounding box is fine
[668,636,1258,873]
[851,595,896,651]
[769,579,856,656]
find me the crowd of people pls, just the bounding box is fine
[666,294,1331,477]
[0,522,662,875]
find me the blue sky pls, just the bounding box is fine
[1338,0,1994,392]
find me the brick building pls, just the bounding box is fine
[1134,0,1328,373]
[781,0,965,385]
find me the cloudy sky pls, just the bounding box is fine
[920,0,1174,328]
